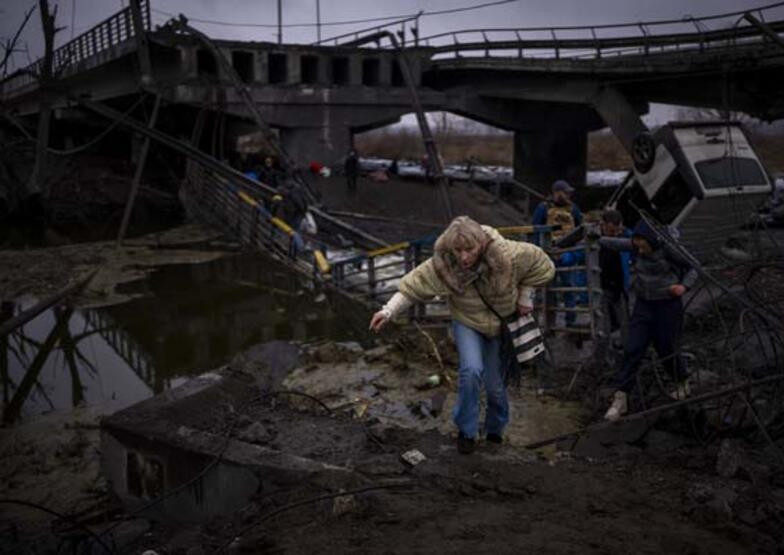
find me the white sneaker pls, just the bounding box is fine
[604,391,628,421]
[668,380,691,400]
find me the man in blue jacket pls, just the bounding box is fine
[532,180,584,328]
[601,219,698,420]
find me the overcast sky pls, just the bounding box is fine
[1,0,778,123]
[2,0,777,61]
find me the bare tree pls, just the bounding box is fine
[0,5,37,79]
[26,0,59,201]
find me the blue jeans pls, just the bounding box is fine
[452,320,510,438]
[559,251,588,326]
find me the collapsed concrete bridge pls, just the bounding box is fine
[3,0,784,196]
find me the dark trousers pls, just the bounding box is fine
[613,297,687,393]
[346,174,357,191]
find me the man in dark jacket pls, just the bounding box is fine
[602,219,698,420]
[598,209,632,351]
[344,149,359,192]
[273,177,308,231]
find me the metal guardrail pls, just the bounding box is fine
[423,17,784,61]
[314,13,422,47]
[420,2,784,58]
[327,224,602,336]
[182,159,601,337]
[0,0,150,97]
[318,2,784,63]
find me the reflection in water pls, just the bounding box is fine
[1,253,363,424]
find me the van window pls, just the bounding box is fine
[695,157,767,189]
[651,171,694,224]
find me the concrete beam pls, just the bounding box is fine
[513,127,588,200]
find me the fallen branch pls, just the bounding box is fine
[215,482,414,553]
[523,373,784,450]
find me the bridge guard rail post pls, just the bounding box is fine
[585,236,604,344]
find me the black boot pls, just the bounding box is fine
[457,433,476,454]
[486,433,503,444]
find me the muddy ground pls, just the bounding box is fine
[2,332,784,554]
[2,161,784,553]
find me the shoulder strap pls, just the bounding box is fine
[473,282,505,323]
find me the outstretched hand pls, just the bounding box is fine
[369,311,388,333]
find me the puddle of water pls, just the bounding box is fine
[1,253,364,424]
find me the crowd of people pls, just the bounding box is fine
[238,148,698,454]
[370,178,699,454]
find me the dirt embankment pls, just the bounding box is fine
[3,335,783,554]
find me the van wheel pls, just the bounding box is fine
[632,132,656,174]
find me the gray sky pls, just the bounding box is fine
[0,0,777,123]
[1,0,775,63]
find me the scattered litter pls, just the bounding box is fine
[400,449,427,466]
[416,374,441,390]
[353,402,369,419]
[332,493,359,516]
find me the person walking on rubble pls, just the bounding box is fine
[368,216,555,454]
[602,219,698,421]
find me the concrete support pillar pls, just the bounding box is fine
[256,51,269,84]
[317,54,329,85]
[181,47,198,79]
[404,55,421,86]
[280,126,352,168]
[513,127,587,200]
[378,56,392,86]
[287,53,301,85]
[349,55,363,86]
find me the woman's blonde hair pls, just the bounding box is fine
[433,216,512,294]
[436,216,487,252]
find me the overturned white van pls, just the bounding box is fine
[608,121,772,262]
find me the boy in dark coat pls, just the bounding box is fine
[601,219,698,420]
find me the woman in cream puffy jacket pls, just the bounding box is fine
[369,216,555,454]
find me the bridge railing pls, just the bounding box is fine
[0,0,151,97]
[184,160,602,338]
[314,13,422,47]
[328,225,602,336]
[419,2,784,60]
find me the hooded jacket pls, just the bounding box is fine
[600,220,698,301]
[395,226,555,337]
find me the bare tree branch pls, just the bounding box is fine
[0,4,37,78]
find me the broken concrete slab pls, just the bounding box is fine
[100,342,370,523]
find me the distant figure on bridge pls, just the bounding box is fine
[369,216,555,454]
[258,156,281,189]
[532,180,584,329]
[601,219,698,422]
[344,149,359,192]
